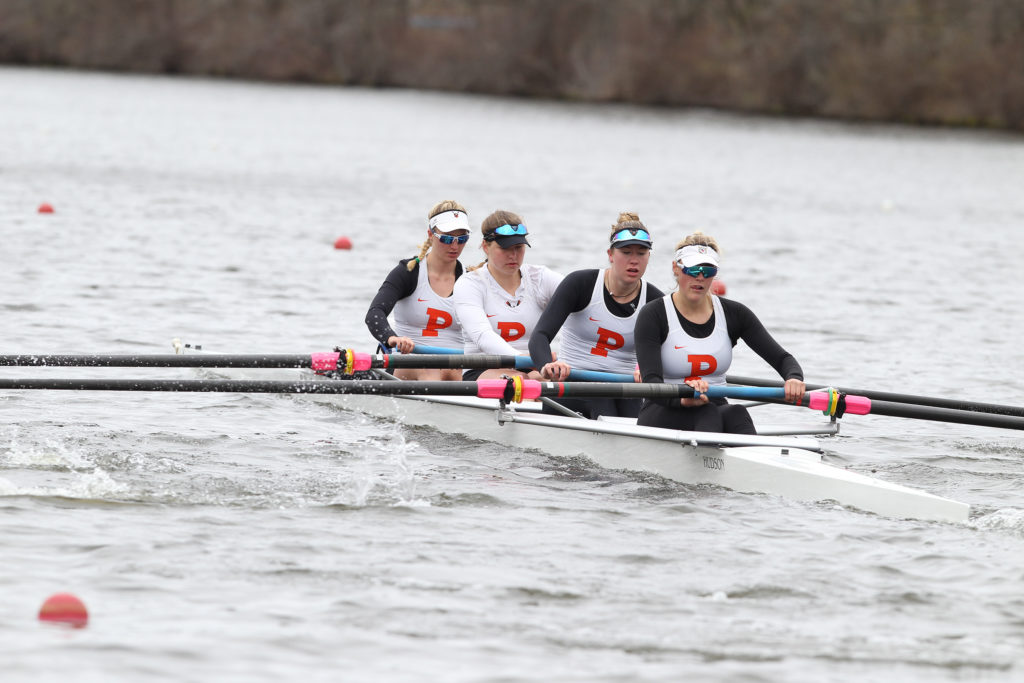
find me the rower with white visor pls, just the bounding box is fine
[634,232,806,433]
[364,201,471,380]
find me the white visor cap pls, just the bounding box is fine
[674,244,720,268]
[428,210,471,233]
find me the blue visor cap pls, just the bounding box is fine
[486,223,531,247]
[610,227,652,248]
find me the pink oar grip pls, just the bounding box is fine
[807,392,828,412]
[351,353,372,372]
[807,391,871,415]
[520,380,541,399]
[477,380,508,399]
[843,395,871,415]
[310,352,340,371]
[475,380,541,401]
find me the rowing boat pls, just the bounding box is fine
[287,372,970,524]
[0,349,973,523]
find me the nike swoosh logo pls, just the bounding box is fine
[417,298,428,302]
[486,314,497,318]
[674,345,686,349]
[588,317,599,322]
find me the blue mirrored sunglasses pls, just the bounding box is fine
[610,228,652,244]
[492,223,528,236]
[680,264,718,278]
[432,229,470,245]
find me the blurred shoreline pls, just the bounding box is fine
[1,0,1022,131]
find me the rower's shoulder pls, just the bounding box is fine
[559,268,600,289]
[717,296,752,315]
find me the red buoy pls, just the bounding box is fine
[711,280,727,296]
[38,203,55,214]
[38,593,89,628]
[333,236,352,250]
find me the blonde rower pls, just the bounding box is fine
[364,200,470,380]
[634,232,805,434]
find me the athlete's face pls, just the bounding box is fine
[607,245,650,283]
[483,240,527,275]
[673,262,715,302]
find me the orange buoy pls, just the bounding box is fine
[333,236,352,250]
[711,280,727,296]
[38,203,55,214]
[38,593,89,628]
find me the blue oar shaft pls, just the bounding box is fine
[411,344,634,383]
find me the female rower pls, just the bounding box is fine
[364,200,470,380]
[634,232,805,434]
[528,212,665,418]
[452,210,563,381]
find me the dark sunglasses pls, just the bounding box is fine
[432,229,470,245]
[610,228,652,244]
[680,264,718,278]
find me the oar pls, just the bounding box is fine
[411,344,635,383]
[727,374,1024,418]
[0,377,866,415]
[0,352,518,372]
[751,394,1024,431]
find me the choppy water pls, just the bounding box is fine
[1,66,1023,682]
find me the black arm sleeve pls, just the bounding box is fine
[364,260,420,346]
[635,299,669,384]
[528,269,600,367]
[721,299,803,381]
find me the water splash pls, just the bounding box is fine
[969,508,1024,537]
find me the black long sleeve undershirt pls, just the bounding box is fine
[364,259,464,346]
[634,296,803,407]
[528,269,664,367]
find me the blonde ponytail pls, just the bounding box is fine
[407,237,432,271]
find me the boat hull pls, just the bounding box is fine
[308,392,970,524]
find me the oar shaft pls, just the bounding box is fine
[0,378,861,414]
[0,378,485,396]
[867,399,1024,430]
[0,354,317,368]
[411,344,634,383]
[0,352,520,371]
[727,374,1024,418]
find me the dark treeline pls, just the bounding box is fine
[1,0,1022,130]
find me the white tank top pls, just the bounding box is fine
[557,269,647,374]
[391,262,463,347]
[660,294,732,386]
[453,263,562,355]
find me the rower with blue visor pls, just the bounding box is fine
[633,232,806,434]
[364,200,471,380]
[452,210,563,382]
[528,211,665,418]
